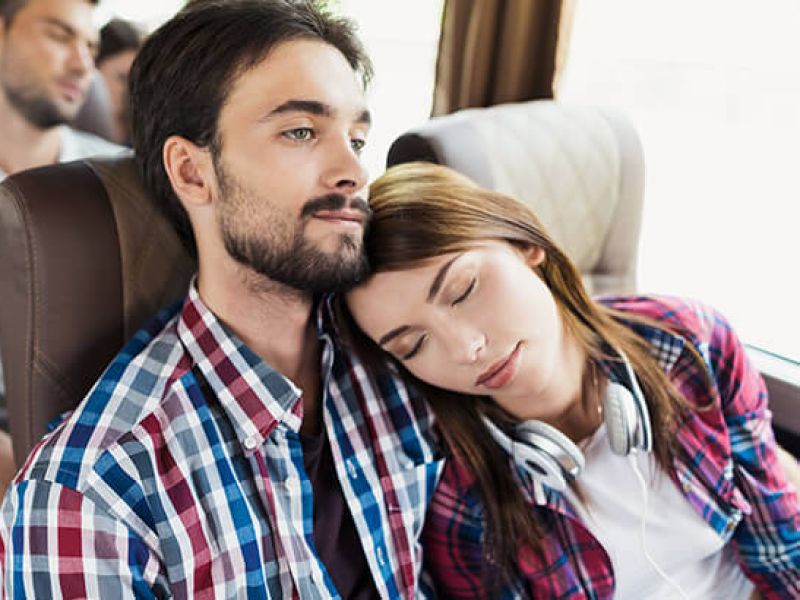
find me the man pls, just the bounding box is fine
[0,0,121,178]
[0,1,440,598]
[0,0,122,491]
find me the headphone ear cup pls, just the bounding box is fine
[515,420,586,490]
[603,381,639,455]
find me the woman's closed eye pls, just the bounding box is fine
[451,278,476,306]
[401,334,427,361]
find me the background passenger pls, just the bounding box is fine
[0,0,122,496]
[95,18,143,144]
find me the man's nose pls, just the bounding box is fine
[66,41,95,76]
[321,136,368,193]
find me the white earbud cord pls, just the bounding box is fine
[628,454,691,600]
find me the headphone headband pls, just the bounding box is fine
[483,349,652,490]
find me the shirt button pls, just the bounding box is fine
[244,437,258,451]
[724,521,736,534]
[681,481,692,494]
[284,478,300,493]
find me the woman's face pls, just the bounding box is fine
[347,241,573,420]
[97,49,137,142]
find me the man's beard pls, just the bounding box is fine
[215,161,370,294]
[2,78,72,129]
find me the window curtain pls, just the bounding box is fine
[432,0,574,116]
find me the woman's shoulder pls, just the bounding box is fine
[597,293,735,349]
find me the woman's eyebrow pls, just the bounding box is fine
[427,254,463,302]
[378,253,464,346]
[378,325,410,346]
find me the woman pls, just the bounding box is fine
[343,162,799,599]
[96,19,144,144]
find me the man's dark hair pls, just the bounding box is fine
[128,0,373,258]
[0,0,98,25]
[96,18,143,65]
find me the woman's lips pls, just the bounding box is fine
[475,342,523,389]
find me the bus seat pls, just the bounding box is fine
[387,100,645,296]
[0,155,194,464]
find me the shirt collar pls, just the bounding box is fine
[176,281,306,451]
[597,318,687,385]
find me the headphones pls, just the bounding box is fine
[482,350,652,492]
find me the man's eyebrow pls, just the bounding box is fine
[262,100,371,125]
[39,16,99,49]
[427,254,462,303]
[40,16,75,35]
[378,325,411,347]
[356,109,371,126]
[265,99,332,120]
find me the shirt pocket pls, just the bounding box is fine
[381,459,445,541]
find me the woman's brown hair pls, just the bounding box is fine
[341,162,692,585]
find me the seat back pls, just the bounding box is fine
[0,155,194,462]
[387,100,645,295]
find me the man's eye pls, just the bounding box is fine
[401,334,427,361]
[46,29,71,43]
[284,128,315,141]
[350,138,366,152]
[451,278,476,306]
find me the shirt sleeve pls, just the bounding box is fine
[1,479,164,599]
[709,309,800,598]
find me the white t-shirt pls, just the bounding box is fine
[0,125,123,180]
[567,424,755,599]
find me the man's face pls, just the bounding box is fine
[0,0,98,128]
[211,39,372,293]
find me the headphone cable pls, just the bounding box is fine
[628,454,691,599]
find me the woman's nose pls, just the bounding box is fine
[444,326,486,365]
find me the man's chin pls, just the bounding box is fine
[313,231,364,257]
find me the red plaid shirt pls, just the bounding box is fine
[422,296,800,599]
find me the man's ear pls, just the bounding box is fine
[162,135,214,208]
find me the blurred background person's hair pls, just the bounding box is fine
[96,18,143,144]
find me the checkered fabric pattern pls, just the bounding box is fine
[0,284,442,599]
[422,295,800,599]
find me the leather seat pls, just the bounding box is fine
[0,155,194,463]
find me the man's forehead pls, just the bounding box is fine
[224,40,368,121]
[13,0,98,40]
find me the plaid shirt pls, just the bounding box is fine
[0,284,442,599]
[422,295,800,599]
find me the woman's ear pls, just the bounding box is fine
[521,244,546,268]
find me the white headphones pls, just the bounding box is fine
[482,350,652,492]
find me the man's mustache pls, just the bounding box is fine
[301,194,371,220]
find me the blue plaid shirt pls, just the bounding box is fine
[0,284,442,599]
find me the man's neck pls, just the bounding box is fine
[0,94,62,176]
[197,260,324,434]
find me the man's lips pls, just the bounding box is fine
[311,209,367,226]
[57,79,85,102]
[475,342,523,389]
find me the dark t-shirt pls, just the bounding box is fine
[301,430,379,598]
